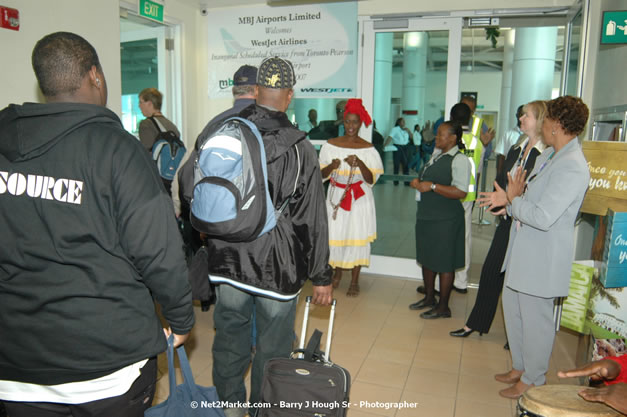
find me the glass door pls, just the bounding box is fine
[359,17,462,278]
[120,21,167,137]
[561,0,589,97]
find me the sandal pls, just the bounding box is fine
[346,283,360,297]
[332,275,342,289]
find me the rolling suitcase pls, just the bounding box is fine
[258,297,351,417]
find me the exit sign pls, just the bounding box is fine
[601,10,627,44]
[139,0,164,23]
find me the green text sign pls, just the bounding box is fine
[139,0,163,23]
[601,11,627,44]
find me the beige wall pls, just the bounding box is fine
[586,0,627,111]
[0,0,121,114]
[577,0,627,141]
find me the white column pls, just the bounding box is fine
[498,29,515,139]
[509,27,558,120]
[402,32,428,133]
[373,32,394,137]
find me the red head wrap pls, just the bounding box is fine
[343,98,372,128]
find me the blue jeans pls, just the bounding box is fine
[212,284,297,410]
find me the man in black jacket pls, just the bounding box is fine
[0,32,194,417]
[207,57,333,417]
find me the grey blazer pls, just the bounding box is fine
[502,138,590,298]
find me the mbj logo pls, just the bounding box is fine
[219,78,235,89]
[299,88,353,94]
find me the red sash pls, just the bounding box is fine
[330,179,364,211]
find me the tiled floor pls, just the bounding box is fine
[154,273,580,417]
[153,157,582,416]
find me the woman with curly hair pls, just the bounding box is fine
[320,99,383,296]
[478,96,590,399]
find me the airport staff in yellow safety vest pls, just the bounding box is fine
[461,96,496,180]
[451,103,481,294]
[461,115,483,203]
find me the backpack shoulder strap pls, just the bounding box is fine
[148,116,165,133]
[226,116,262,138]
[224,116,300,215]
[152,141,167,161]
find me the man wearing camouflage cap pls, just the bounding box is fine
[206,57,333,417]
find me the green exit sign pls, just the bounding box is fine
[139,0,164,23]
[601,10,627,44]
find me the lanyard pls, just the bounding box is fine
[419,150,457,180]
[526,150,555,185]
[514,142,529,170]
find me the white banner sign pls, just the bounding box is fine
[207,2,357,99]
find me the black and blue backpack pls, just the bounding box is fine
[150,117,186,181]
[190,117,299,242]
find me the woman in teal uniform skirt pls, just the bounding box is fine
[409,121,471,319]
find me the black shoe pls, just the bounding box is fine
[416,285,439,296]
[504,342,510,350]
[450,328,483,338]
[452,286,468,294]
[394,181,399,186]
[420,308,451,319]
[409,297,437,310]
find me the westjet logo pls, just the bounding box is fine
[0,171,84,205]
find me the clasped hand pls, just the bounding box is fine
[477,166,526,215]
[332,155,359,169]
[410,179,432,192]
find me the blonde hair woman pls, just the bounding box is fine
[450,100,547,339]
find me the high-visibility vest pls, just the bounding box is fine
[471,115,483,137]
[460,116,483,202]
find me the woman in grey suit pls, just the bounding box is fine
[478,96,590,399]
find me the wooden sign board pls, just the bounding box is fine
[581,141,627,216]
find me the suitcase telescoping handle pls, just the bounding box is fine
[298,296,337,362]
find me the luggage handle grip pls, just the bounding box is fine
[298,296,337,362]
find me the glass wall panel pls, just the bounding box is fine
[565,10,583,96]
[371,30,449,259]
[120,38,159,136]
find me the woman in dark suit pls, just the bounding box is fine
[450,100,547,338]
[409,121,471,319]
[479,96,590,399]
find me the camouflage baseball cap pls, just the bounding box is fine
[257,56,296,89]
